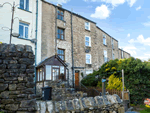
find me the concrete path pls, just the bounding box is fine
[125,111,140,113]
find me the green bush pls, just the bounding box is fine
[81,57,150,105]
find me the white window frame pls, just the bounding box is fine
[85,36,91,47]
[104,50,108,63]
[103,34,106,45]
[86,54,92,64]
[85,22,90,30]
[19,22,29,39]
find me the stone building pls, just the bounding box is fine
[38,0,130,87]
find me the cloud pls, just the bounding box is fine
[127,0,137,7]
[128,35,150,46]
[127,33,130,37]
[91,4,111,19]
[88,0,136,7]
[136,6,141,11]
[148,16,150,19]
[122,45,137,56]
[46,0,70,4]
[143,22,150,27]
[99,0,125,7]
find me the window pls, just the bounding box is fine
[85,36,91,47]
[57,49,65,61]
[85,22,90,30]
[112,50,115,60]
[86,54,91,64]
[104,50,107,63]
[46,65,51,80]
[112,38,114,49]
[20,0,29,11]
[19,22,29,39]
[86,70,93,75]
[121,51,124,58]
[57,28,64,40]
[57,9,64,20]
[103,34,106,45]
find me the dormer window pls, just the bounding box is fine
[57,9,64,20]
[103,34,106,45]
[85,22,90,30]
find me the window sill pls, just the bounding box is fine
[18,7,32,13]
[57,18,66,23]
[85,29,91,32]
[57,39,66,41]
[85,46,91,48]
[17,37,32,41]
[103,44,107,46]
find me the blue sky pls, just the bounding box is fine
[47,0,150,61]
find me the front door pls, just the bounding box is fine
[52,68,59,81]
[75,72,79,87]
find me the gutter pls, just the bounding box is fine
[35,0,38,94]
[71,11,75,88]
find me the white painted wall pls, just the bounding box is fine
[0,0,42,64]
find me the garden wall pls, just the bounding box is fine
[0,43,36,113]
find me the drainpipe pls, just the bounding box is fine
[66,67,69,87]
[34,0,38,94]
[55,7,58,55]
[71,11,75,88]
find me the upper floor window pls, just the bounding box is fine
[121,50,124,59]
[57,49,65,61]
[86,54,91,64]
[112,50,115,60]
[103,34,106,45]
[19,22,29,39]
[20,0,29,11]
[104,50,107,63]
[57,9,64,20]
[85,36,91,47]
[57,28,64,40]
[85,22,90,30]
[112,38,114,49]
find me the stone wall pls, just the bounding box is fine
[0,43,36,113]
[36,94,125,113]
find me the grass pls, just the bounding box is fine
[130,104,150,113]
[140,108,150,113]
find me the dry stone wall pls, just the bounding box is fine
[0,43,36,113]
[36,94,125,113]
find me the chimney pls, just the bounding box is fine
[57,4,62,7]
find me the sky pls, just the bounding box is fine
[46,0,150,61]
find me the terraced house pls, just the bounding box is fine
[36,0,130,89]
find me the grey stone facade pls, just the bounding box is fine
[41,1,130,84]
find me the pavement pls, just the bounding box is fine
[125,111,140,113]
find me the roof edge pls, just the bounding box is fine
[41,0,96,24]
